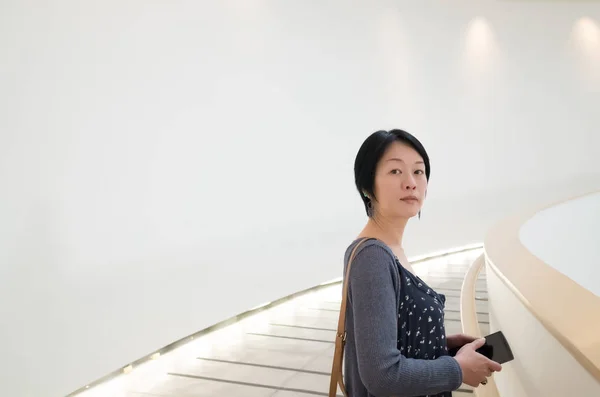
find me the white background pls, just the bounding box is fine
[1,1,599,396]
[520,192,600,297]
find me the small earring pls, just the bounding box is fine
[418,210,421,219]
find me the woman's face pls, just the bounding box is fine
[371,141,428,219]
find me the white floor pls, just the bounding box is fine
[77,248,487,397]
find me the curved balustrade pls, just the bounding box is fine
[460,254,499,397]
[483,191,600,396]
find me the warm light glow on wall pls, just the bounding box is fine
[572,17,600,52]
[461,17,501,93]
[571,17,600,59]
[465,17,496,57]
[569,17,600,84]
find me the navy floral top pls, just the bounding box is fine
[394,255,452,397]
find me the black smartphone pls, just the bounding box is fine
[448,331,514,364]
[478,331,514,364]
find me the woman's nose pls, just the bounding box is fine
[403,178,417,190]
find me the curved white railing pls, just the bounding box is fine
[484,191,600,396]
[460,254,499,397]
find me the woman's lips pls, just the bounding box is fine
[400,196,419,203]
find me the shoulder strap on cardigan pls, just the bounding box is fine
[329,237,372,397]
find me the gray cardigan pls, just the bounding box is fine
[342,239,463,397]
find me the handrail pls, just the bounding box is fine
[460,254,500,397]
[484,190,600,383]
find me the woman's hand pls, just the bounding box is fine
[454,338,502,387]
[447,333,477,350]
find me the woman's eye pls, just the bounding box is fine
[391,169,402,175]
[415,170,425,175]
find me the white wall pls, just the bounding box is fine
[1,1,600,396]
[520,192,600,297]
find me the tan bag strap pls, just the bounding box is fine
[329,238,371,397]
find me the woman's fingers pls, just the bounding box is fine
[488,359,502,372]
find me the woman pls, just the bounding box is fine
[342,130,501,397]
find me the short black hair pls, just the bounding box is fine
[354,129,431,217]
